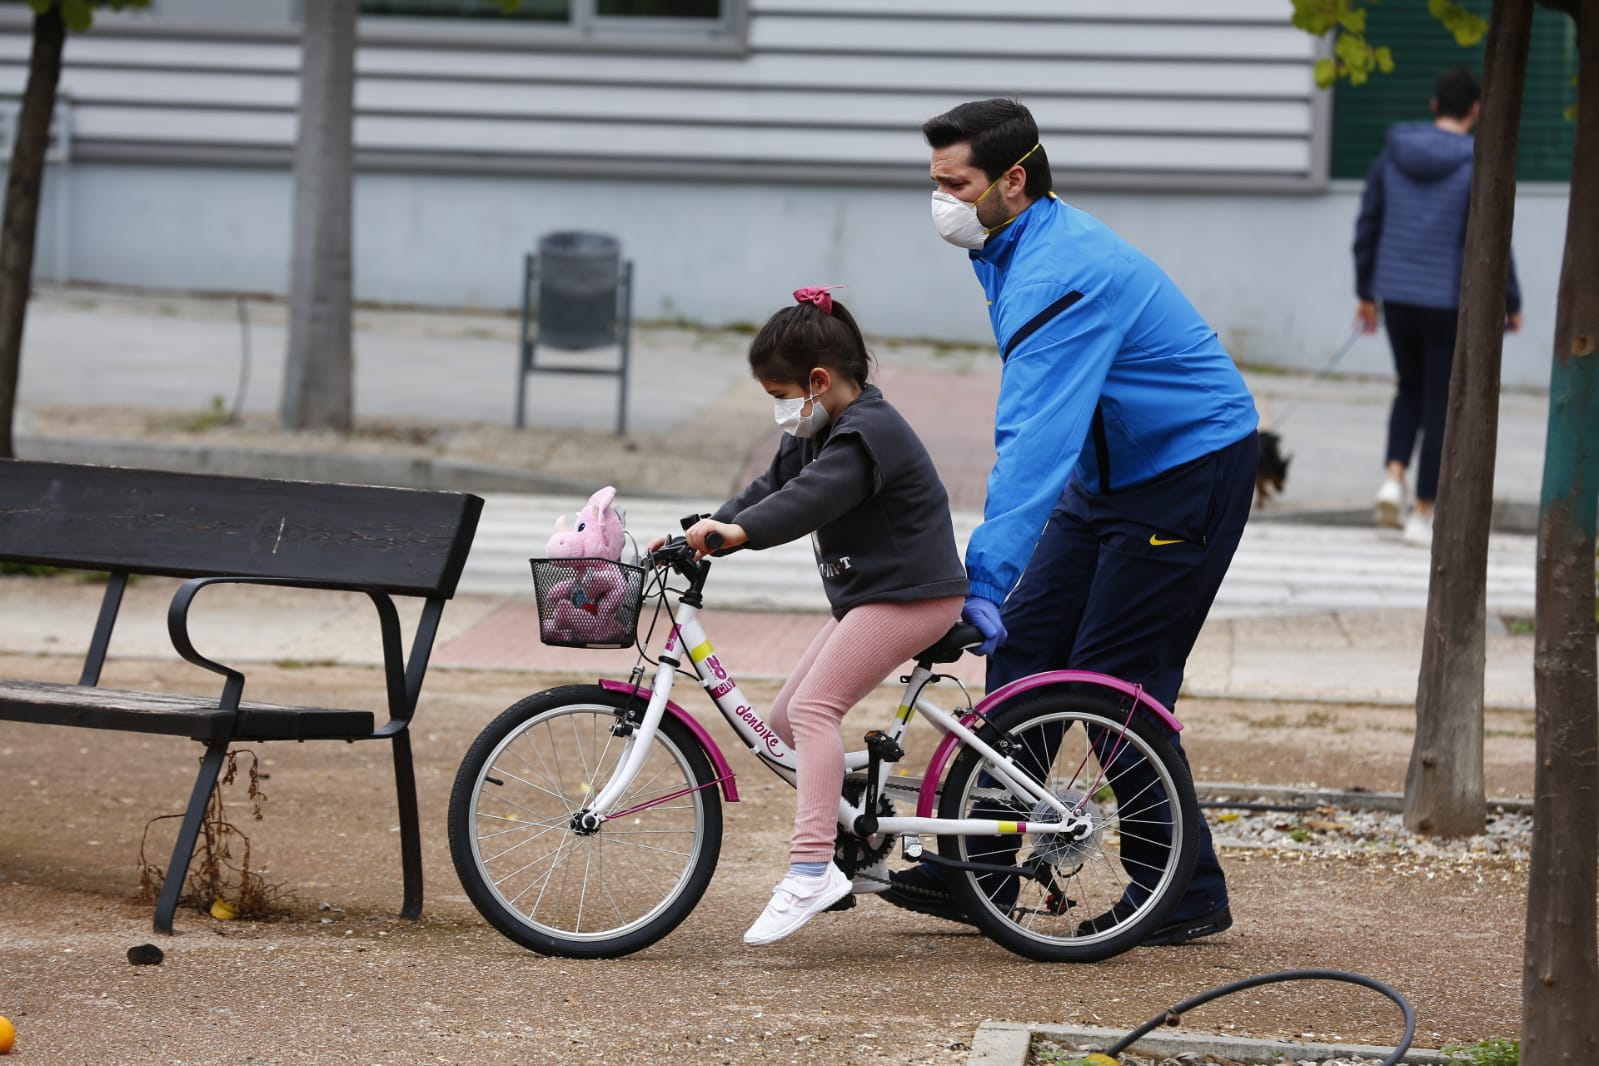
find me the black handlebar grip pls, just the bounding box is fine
[704,531,724,550]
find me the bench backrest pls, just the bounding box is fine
[0,460,483,598]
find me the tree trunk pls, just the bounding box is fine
[0,6,65,459]
[281,0,356,432]
[1404,0,1535,838]
[1522,5,1599,1061]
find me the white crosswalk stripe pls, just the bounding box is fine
[460,493,1538,618]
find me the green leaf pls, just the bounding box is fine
[1314,57,1339,88]
[60,0,92,32]
[25,0,52,14]
[1336,6,1366,34]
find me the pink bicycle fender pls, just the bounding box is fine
[599,679,740,802]
[914,670,1181,818]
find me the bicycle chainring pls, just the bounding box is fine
[833,786,896,879]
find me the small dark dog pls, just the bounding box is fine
[1255,430,1292,506]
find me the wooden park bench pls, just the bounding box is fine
[0,459,482,934]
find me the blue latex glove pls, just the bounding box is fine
[962,595,1007,656]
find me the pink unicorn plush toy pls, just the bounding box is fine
[541,486,631,645]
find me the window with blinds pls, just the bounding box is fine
[1330,0,1577,183]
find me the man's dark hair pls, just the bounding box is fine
[922,97,1052,200]
[1434,67,1480,119]
[748,299,875,389]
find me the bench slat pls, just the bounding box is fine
[0,460,483,597]
[0,680,375,742]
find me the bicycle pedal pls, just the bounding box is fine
[1044,891,1076,915]
[824,893,858,913]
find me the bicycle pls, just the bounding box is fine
[447,522,1200,962]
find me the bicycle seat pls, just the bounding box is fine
[916,622,983,664]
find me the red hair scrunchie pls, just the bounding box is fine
[792,284,846,315]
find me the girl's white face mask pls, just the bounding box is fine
[773,389,830,439]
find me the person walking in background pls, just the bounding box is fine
[881,97,1259,946]
[1353,66,1522,549]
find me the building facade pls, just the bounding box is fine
[0,0,1576,386]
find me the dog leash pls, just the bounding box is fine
[1263,326,1364,431]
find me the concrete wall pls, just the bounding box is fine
[34,161,1567,388]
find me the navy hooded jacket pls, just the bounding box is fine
[1353,122,1521,313]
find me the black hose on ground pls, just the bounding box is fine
[1099,968,1415,1065]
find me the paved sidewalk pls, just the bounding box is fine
[3,285,1551,712]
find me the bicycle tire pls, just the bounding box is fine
[448,685,723,959]
[937,688,1200,962]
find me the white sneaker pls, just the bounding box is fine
[1374,478,1406,529]
[1402,512,1433,548]
[851,858,890,895]
[744,864,851,946]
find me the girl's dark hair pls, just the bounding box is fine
[748,298,874,388]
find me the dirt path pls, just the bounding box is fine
[0,654,1532,1064]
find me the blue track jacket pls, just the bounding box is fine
[964,194,1259,605]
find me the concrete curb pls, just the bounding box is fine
[14,433,1542,532]
[16,433,601,495]
[970,1021,1453,1065]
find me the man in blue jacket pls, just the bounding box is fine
[883,97,1258,946]
[1354,66,1522,548]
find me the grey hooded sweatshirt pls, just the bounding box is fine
[713,385,968,619]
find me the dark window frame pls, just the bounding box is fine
[357,0,745,51]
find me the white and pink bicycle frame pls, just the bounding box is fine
[580,586,1182,846]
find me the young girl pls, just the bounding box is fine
[684,286,967,946]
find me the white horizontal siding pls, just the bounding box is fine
[750,0,1296,20]
[749,17,1315,61]
[7,34,1315,99]
[9,66,1313,136]
[0,0,1324,186]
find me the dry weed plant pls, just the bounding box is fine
[137,748,288,919]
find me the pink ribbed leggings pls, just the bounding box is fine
[769,596,964,864]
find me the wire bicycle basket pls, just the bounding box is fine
[530,557,648,649]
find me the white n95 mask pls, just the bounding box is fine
[773,393,830,439]
[931,190,989,250]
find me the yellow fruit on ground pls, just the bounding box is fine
[210,896,239,921]
[0,1014,16,1054]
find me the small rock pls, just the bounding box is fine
[126,943,164,966]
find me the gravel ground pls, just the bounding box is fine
[0,651,1535,1065]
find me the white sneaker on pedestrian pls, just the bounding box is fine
[1374,478,1406,529]
[851,857,891,894]
[744,863,851,945]
[1402,511,1433,548]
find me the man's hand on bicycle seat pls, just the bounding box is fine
[684,519,747,560]
[962,595,1007,655]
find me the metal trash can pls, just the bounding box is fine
[536,230,621,350]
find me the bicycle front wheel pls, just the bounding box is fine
[937,688,1200,962]
[448,685,723,958]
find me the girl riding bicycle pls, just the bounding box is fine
[675,286,967,946]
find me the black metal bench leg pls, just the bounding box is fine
[392,732,423,920]
[154,742,229,935]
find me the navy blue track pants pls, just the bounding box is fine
[987,430,1259,921]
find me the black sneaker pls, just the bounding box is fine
[878,865,972,925]
[1143,905,1232,946]
[1076,901,1232,946]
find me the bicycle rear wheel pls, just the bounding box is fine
[448,685,723,958]
[937,688,1199,962]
